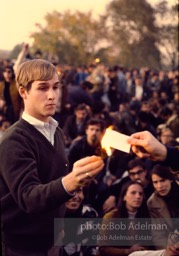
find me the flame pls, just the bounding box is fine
[101,126,113,156]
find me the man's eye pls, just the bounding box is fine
[53,85,59,90]
[39,87,47,90]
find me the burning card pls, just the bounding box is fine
[101,129,131,155]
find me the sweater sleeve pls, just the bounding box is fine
[0,129,72,214]
[164,146,179,172]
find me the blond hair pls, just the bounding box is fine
[16,59,57,91]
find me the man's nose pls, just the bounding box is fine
[48,89,56,99]
[134,174,140,179]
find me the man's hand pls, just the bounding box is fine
[62,156,104,193]
[128,131,167,162]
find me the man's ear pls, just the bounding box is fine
[19,86,27,99]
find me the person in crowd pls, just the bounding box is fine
[115,100,140,136]
[99,180,152,256]
[63,103,90,148]
[147,164,179,249]
[136,111,157,137]
[159,127,178,146]
[146,72,160,92]
[67,118,106,212]
[0,65,23,123]
[68,118,106,169]
[74,65,89,86]
[91,100,114,128]
[65,80,93,111]
[158,106,174,126]
[131,75,151,102]
[62,187,99,256]
[85,64,105,103]
[0,118,11,140]
[123,70,134,103]
[0,59,104,256]
[165,105,179,140]
[13,43,31,73]
[128,130,179,172]
[140,100,161,129]
[128,229,179,256]
[102,157,154,214]
[107,67,120,111]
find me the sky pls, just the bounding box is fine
[1,0,177,51]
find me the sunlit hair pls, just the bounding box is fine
[16,59,58,91]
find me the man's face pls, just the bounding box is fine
[75,109,87,123]
[65,188,84,212]
[128,165,147,185]
[86,124,103,146]
[160,129,174,145]
[20,73,60,122]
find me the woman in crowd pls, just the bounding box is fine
[99,180,152,255]
[147,164,179,249]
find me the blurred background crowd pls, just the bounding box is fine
[0,43,179,255]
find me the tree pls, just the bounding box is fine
[103,0,161,68]
[30,10,104,65]
[154,1,178,69]
[8,44,23,60]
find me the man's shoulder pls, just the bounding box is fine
[0,119,33,143]
[71,136,86,147]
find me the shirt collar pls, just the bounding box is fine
[22,112,58,130]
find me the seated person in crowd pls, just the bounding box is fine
[147,164,179,249]
[67,118,106,212]
[65,80,93,110]
[159,127,179,147]
[63,187,99,256]
[99,180,152,256]
[129,228,179,256]
[63,103,90,148]
[102,157,154,214]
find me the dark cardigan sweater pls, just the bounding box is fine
[0,119,72,251]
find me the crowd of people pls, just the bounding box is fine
[0,46,179,256]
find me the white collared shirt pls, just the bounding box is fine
[22,112,74,196]
[22,112,58,145]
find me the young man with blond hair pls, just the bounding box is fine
[0,59,104,256]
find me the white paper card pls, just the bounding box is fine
[104,129,131,153]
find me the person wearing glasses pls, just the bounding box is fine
[102,157,154,214]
